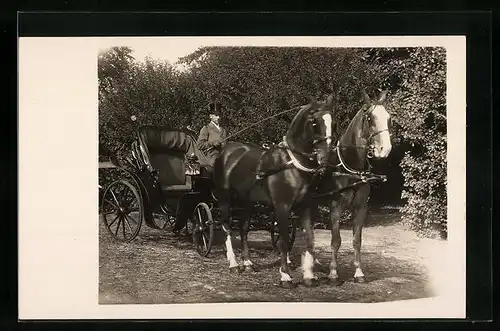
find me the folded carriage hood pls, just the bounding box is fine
[136,126,210,167]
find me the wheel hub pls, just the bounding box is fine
[117,206,126,216]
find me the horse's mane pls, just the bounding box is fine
[285,104,313,150]
[340,106,368,143]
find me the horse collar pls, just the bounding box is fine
[335,141,371,175]
[282,139,318,173]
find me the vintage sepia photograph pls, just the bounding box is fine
[96,38,456,306]
[18,29,469,319]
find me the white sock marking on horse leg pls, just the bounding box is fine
[287,253,292,265]
[329,269,338,279]
[302,251,315,280]
[279,268,292,282]
[354,267,364,278]
[225,235,238,268]
[314,257,323,265]
[243,259,253,266]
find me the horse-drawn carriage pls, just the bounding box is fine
[99,126,297,257]
[101,89,392,286]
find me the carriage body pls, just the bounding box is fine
[99,125,297,257]
[99,126,217,255]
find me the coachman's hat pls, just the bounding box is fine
[209,103,222,115]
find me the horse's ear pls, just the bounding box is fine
[309,96,318,106]
[362,88,372,105]
[378,90,388,104]
[326,94,334,107]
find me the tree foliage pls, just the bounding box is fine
[178,47,379,142]
[364,47,447,238]
[99,47,195,160]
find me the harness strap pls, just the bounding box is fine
[335,141,371,175]
[255,138,317,180]
[255,160,293,180]
[281,138,318,173]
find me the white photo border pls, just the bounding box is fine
[18,36,466,320]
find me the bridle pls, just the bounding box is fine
[364,106,390,157]
[261,110,334,175]
[335,105,391,174]
[366,128,390,159]
[289,110,335,171]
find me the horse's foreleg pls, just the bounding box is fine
[352,188,369,283]
[276,207,295,288]
[300,207,318,287]
[219,193,239,272]
[352,206,367,282]
[328,199,344,286]
[239,205,255,272]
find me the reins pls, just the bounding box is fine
[309,107,390,199]
[221,105,303,143]
[309,142,387,200]
[222,104,328,176]
[222,101,387,184]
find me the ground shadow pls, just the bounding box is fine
[99,214,436,305]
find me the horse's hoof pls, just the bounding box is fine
[328,278,344,287]
[354,276,367,283]
[280,281,297,289]
[303,278,319,287]
[229,266,241,274]
[244,265,257,273]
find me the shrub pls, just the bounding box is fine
[366,47,447,238]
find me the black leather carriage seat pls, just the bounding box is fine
[137,126,210,192]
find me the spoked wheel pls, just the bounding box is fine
[270,219,297,252]
[192,202,214,257]
[100,179,143,242]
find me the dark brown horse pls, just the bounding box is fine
[317,89,393,285]
[212,96,335,287]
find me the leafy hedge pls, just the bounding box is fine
[365,48,447,238]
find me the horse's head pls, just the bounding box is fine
[286,94,335,169]
[307,94,336,167]
[361,89,392,159]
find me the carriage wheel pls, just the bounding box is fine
[192,202,214,257]
[270,219,297,252]
[100,179,143,242]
